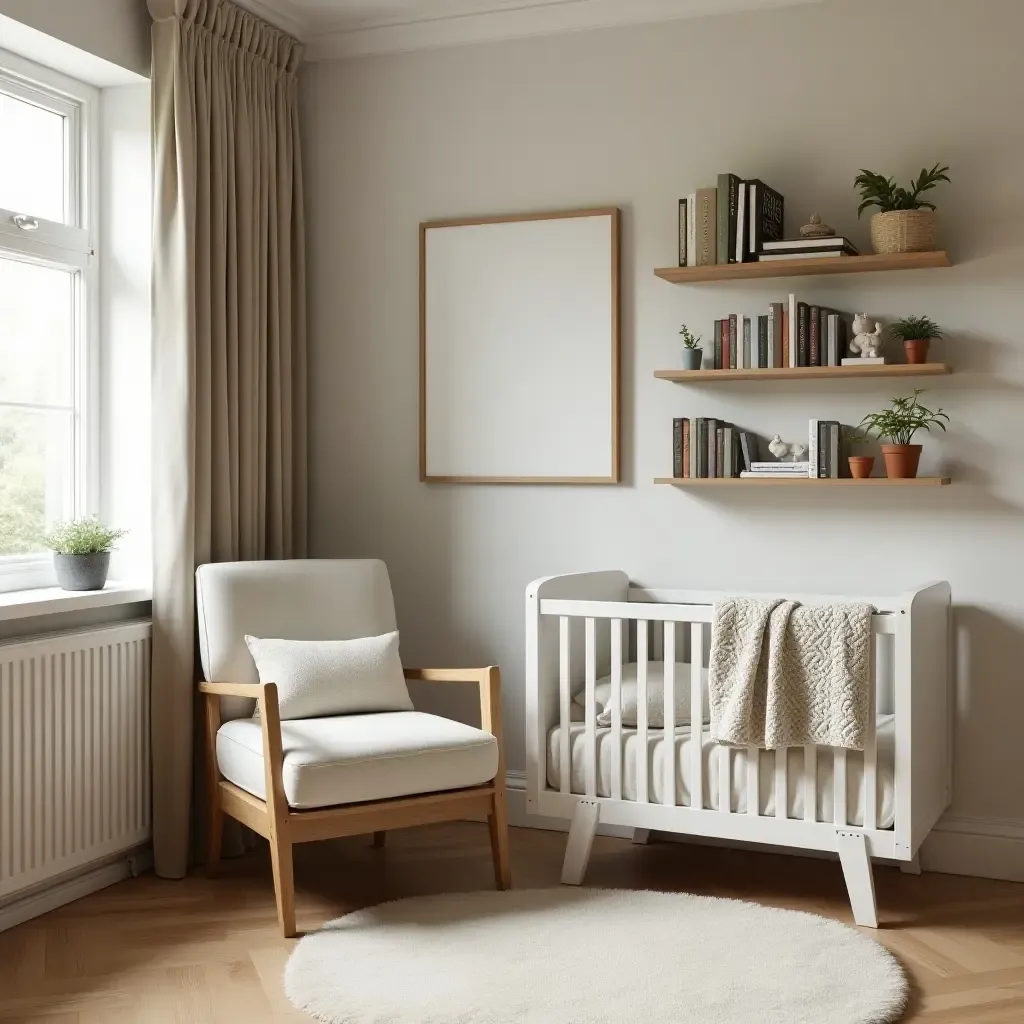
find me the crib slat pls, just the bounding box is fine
[611,618,623,802]
[747,746,759,816]
[803,745,818,822]
[558,616,572,795]
[663,622,676,807]
[637,622,649,804]
[719,745,731,814]
[584,617,597,799]
[864,631,878,830]
[774,747,788,819]
[690,622,703,810]
[834,748,848,826]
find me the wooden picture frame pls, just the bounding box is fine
[420,207,620,484]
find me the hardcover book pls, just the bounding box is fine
[762,236,860,254]
[757,315,768,369]
[768,302,784,368]
[682,418,691,478]
[787,294,797,368]
[808,418,820,479]
[695,187,717,266]
[739,431,759,470]
[728,314,738,370]
[797,302,809,366]
[677,199,687,267]
[741,316,751,370]
[714,320,723,370]
[809,305,820,367]
[687,192,697,267]
[747,179,785,255]
[717,173,741,264]
[673,418,685,478]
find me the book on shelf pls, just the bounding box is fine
[739,431,759,470]
[716,173,741,265]
[673,418,685,478]
[761,236,860,254]
[680,418,745,478]
[758,249,853,261]
[768,303,784,368]
[787,293,797,368]
[677,199,687,267]
[695,188,717,266]
[728,314,738,370]
[735,184,747,263]
[747,180,784,258]
[687,192,697,267]
[842,356,885,365]
[808,420,843,479]
[756,315,768,369]
[741,316,751,370]
[748,461,809,473]
[713,320,723,369]
[740,463,810,478]
[682,419,691,478]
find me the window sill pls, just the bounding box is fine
[0,582,151,623]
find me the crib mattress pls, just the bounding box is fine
[546,716,895,828]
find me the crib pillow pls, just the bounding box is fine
[573,662,710,728]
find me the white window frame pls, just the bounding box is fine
[0,50,99,593]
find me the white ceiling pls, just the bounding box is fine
[238,0,831,60]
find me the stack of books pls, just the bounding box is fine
[808,419,843,479]
[672,419,760,479]
[678,173,784,267]
[708,298,849,369]
[757,237,860,262]
[740,461,810,479]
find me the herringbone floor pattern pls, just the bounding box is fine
[2,823,1023,1022]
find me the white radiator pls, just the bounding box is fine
[0,621,152,902]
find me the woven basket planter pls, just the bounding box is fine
[870,210,939,254]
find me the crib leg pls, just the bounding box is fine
[632,828,653,845]
[899,853,922,876]
[836,830,878,928]
[561,799,600,885]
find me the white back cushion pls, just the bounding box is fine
[245,632,413,720]
[196,559,399,717]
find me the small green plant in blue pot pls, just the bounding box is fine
[679,324,703,370]
[43,517,127,591]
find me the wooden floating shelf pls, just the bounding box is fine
[654,363,952,383]
[654,250,951,284]
[655,477,950,488]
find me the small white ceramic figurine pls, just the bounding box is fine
[768,434,808,462]
[849,314,884,359]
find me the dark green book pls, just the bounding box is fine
[757,315,768,368]
[714,320,723,370]
[673,418,685,477]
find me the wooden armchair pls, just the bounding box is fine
[197,560,510,937]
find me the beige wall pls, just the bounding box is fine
[304,0,1024,868]
[0,0,149,75]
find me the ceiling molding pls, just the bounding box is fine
[302,0,827,62]
[232,0,310,40]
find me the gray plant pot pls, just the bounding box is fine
[681,348,703,370]
[53,552,110,591]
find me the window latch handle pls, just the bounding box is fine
[13,214,39,231]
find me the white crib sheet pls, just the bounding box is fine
[546,715,895,828]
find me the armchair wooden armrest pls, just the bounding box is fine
[404,667,502,739]
[199,680,263,699]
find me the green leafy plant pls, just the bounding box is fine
[889,315,943,342]
[858,390,949,446]
[844,426,872,446]
[678,324,702,350]
[42,516,126,555]
[854,164,950,217]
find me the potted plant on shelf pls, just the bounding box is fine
[890,315,942,365]
[679,324,703,370]
[854,163,950,254]
[42,517,127,592]
[845,428,875,479]
[858,390,949,479]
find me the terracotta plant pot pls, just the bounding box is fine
[870,210,939,254]
[881,444,922,479]
[903,339,930,364]
[848,455,875,480]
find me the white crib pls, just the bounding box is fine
[525,571,952,927]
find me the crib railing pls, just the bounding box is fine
[540,597,895,832]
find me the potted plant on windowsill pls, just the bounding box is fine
[858,390,949,479]
[854,164,950,254]
[845,428,875,479]
[43,517,127,592]
[890,315,942,365]
[679,324,703,371]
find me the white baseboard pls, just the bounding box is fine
[0,846,152,933]
[505,772,1024,882]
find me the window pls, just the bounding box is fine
[0,56,96,591]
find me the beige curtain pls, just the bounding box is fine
[148,0,307,879]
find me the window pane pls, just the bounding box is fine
[0,407,72,555]
[0,90,66,224]
[0,256,74,406]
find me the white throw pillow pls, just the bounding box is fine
[573,662,710,728]
[244,631,413,721]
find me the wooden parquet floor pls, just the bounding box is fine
[2,822,1024,1022]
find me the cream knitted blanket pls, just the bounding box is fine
[708,598,873,751]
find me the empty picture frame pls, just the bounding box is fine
[421,207,620,483]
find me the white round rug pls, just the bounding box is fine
[285,888,907,1024]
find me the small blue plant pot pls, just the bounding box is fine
[681,349,703,370]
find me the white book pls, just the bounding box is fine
[687,192,697,267]
[736,184,746,263]
[748,182,758,255]
[750,461,810,471]
[740,471,808,479]
[808,418,820,479]
[762,236,859,252]
[841,357,886,365]
[758,251,849,261]
[788,294,798,368]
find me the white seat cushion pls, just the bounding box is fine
[217,711,499,809]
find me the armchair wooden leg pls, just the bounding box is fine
[488,789,512,890]
[203,694,224,876]
[269,833,297,938]
[372,831,386,848]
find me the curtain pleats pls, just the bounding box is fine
[149,0,306,879]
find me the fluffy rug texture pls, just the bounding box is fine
[285,887,907,1024]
